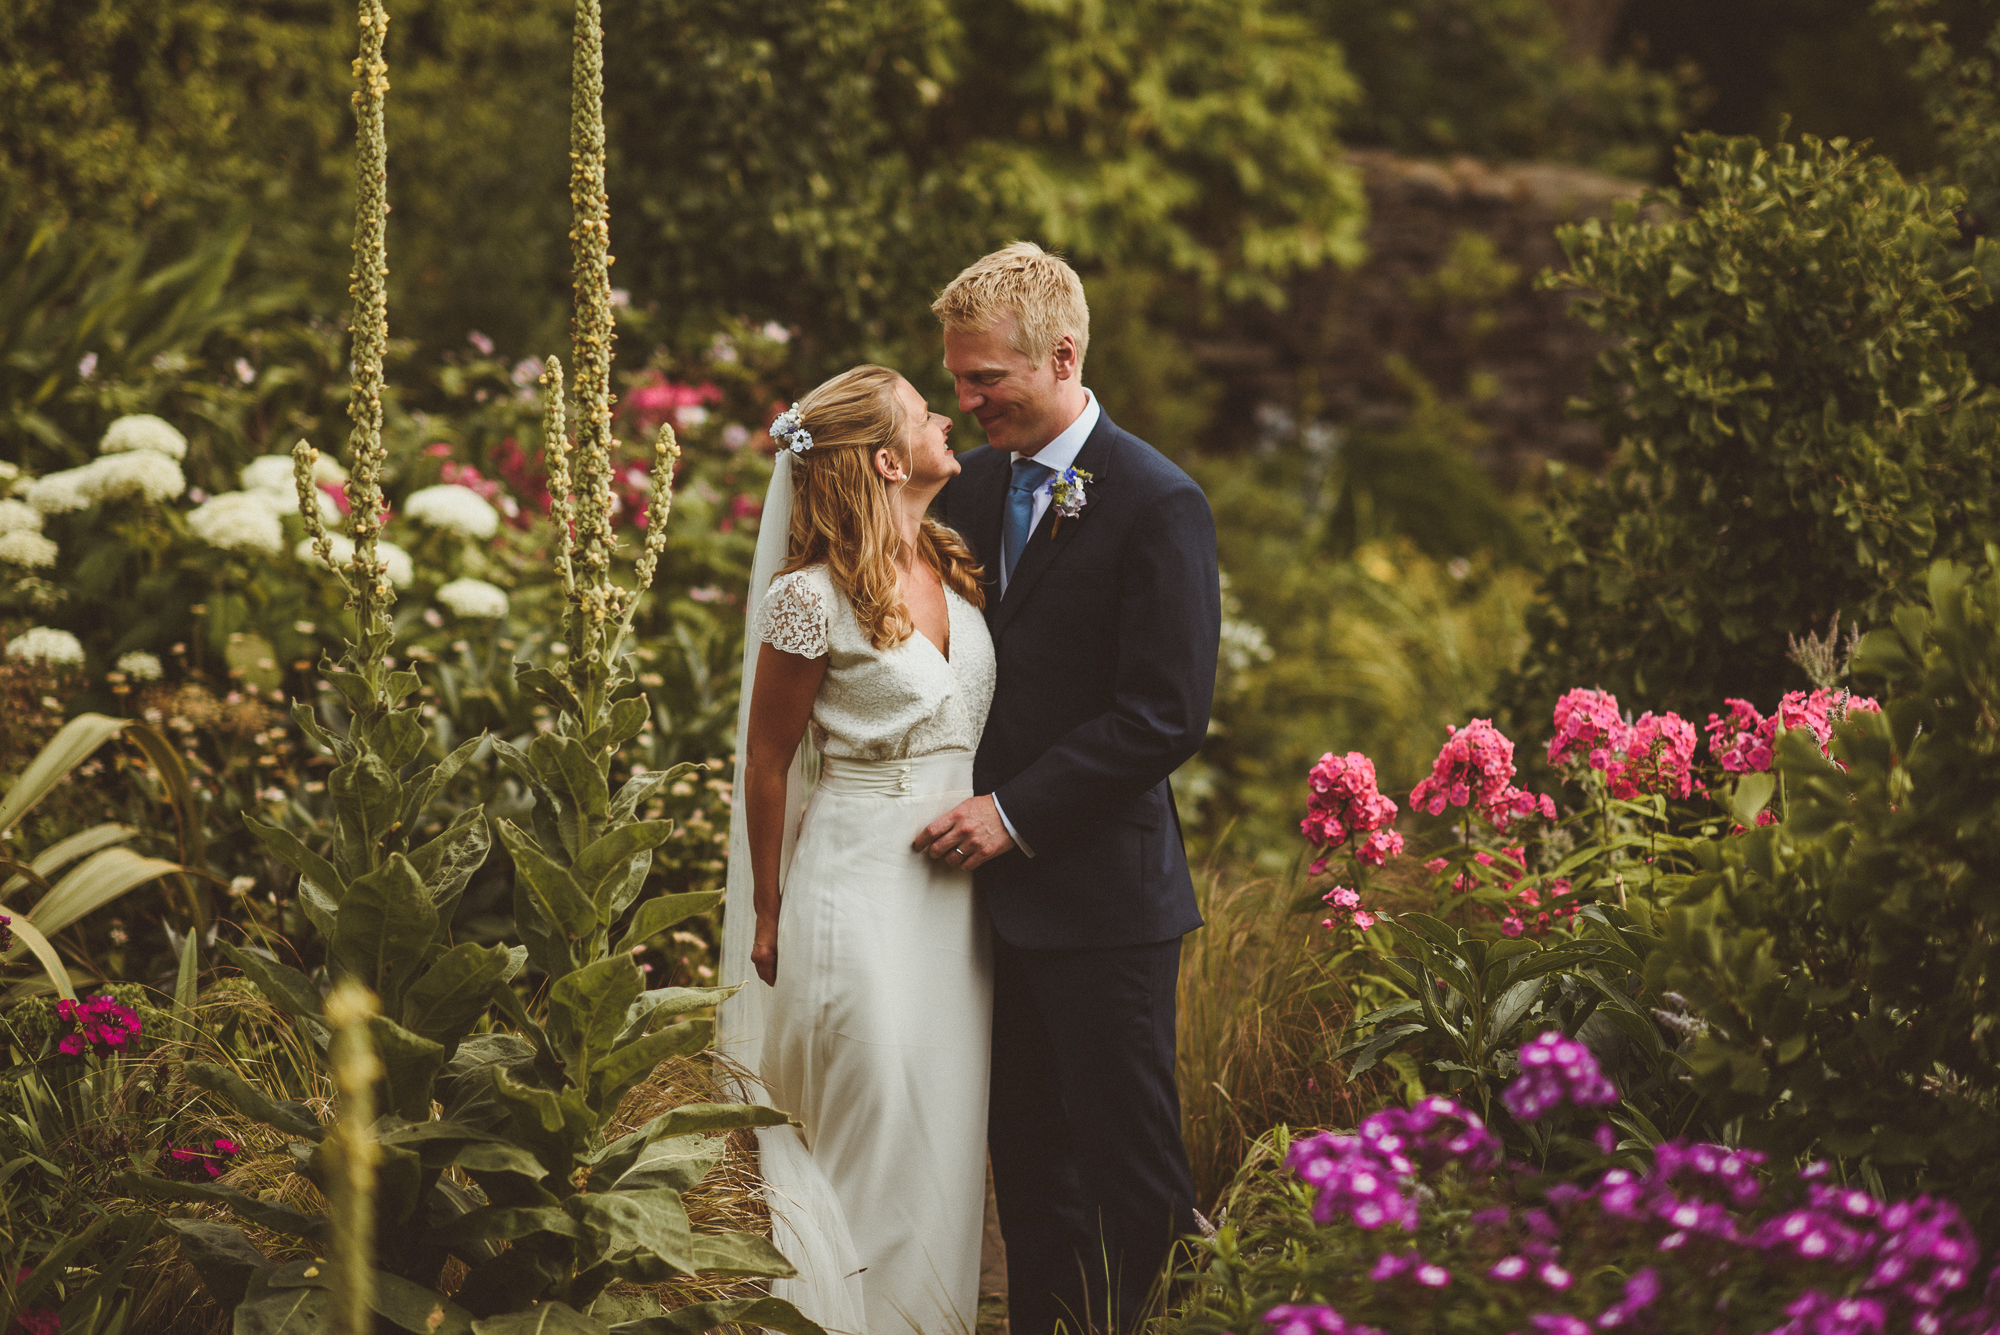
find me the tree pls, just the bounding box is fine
[1502,132,1999,726]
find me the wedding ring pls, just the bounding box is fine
[952,847,966,858]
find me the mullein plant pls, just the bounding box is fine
[134,2,824,1331]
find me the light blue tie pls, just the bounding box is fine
[1002,458,1053,592]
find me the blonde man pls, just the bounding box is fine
[916,242,1221,1335]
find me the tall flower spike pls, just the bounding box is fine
[567,0,619,673]
[618,423,681,644]
[541,356,575,599]
[292,439,347,595]
[299,0,395,640]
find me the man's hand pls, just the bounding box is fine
[914,794,1015,873]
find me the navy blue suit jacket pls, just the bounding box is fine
[940,410,1220,951]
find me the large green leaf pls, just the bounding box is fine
[265,1259,476,1335]
[434,1206,583,1251]
[0,822,134,900]
[332,854,438,1006]
[472,1303,610,1335]
[548,955,645,1077]
[408,804,493,918]
[499,821,596,938]
[329,751,405,862]
[611,1296,826,1335]
[587,1020,713,1113]
[608,763,696,826]
[164,1219,267,1309]
[3,915,73,997]
[127,1173,327,1242]
[565,1188,693,1274]
[618,985,735,1043]
[182,1061,324,1141]
[0,712,127,834]
[690,1232,796,1279]
[402,734,489,833]
[574,823,673,901]
[124,719,207,871]
[20,846,180,940]
[596,1133,725,1194]
[233,1268,330,1335]
[244,816,345,907]
[402,942,511,1048]
[613,892,722,956]
[218,942,326,1024]
[368,1014,449,1122]
[587,1103,791,1188]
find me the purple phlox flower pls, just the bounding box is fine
[1771,1290,1886,1335]
[1367,1249,1449,1287]
[1539,1261,1574,1291]
[1529,1317,1591,1335]
[1592,1267,1661,1329]
[1263,1304,1384,1335]
[1362,1096,1502,1174]
[1754,1208,1872,1266]
[1503,1032,1618,1122]
[1859,1195,1977,1308]
[54,994,142,1057]
[1283,1132,1419,1231]
[1489,1256,1530,1282]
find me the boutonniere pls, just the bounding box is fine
[1045,467,1096,537]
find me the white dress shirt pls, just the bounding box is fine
[990,389,1098,857]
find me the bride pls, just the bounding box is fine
[717,365,995,1335]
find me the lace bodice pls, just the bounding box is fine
[752,564,995,761]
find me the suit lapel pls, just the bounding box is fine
[991,421,1115,639]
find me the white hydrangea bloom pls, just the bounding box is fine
[313,455,349,485]
[0,499,44,534]
[6,627,85,666]
[404,484,500,539]
[86,451,185,504]
[0,462,19,484]
[0,531,58,567]
[240,455,301,496]
[116,651,164,681]
[187,492,285,554]
[436,577,510,619]
[99,414,188,460]
[296,534,415,588]
[26,469,93,514]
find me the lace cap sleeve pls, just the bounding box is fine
[753,569,829,659]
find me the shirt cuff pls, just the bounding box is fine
[991,793,1034,858]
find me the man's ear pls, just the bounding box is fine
[1050,333,1079,382]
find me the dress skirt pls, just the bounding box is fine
[762,750,994,1335]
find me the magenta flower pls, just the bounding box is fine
[1410,719,1556,830]
[1706,698,1774,772]
[1262,1304,1384,1335]
[0,911,11,954]
[1502,1031,1618,1121]
[54,994,141,1058]
[1603,710,1697,800]
[1302,751,1401,875]
[1548,687,1623,768]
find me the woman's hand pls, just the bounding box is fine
[752,917,780,986]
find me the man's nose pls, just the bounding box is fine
[954,380,982,412]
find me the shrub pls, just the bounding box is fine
[1504,132,2000,730]
[1646,555,2000,1240]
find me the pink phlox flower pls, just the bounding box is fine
[1603,711,1696,800]
[1350,910,1377,930]
[1423,856,1448,874]
[1706,698,1773,773]
[622,372,722,435]
[1410,719,1519,820]
[1549,687,1623,767]
[1302,752,1401,873]
[13,1308,61,1335]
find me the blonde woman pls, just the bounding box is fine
[718,365,995,1335]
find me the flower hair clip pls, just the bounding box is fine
[770,403,813,454]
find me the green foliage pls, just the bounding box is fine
[1507,132,2000,729]
[1296,0,1685,175]
[604,0,1366,371]
[0,714,189,999]
[1646,556,2000,1237]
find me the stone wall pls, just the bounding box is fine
[1194,150,1644,487]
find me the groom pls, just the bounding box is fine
[915,242,1221,1335]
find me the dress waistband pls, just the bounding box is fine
[816,751,974,797]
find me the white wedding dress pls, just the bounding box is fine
[717,460,996,1335]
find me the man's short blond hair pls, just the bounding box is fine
[932,241,1090,371]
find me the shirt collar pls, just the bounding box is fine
[1020,388,1098,475]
